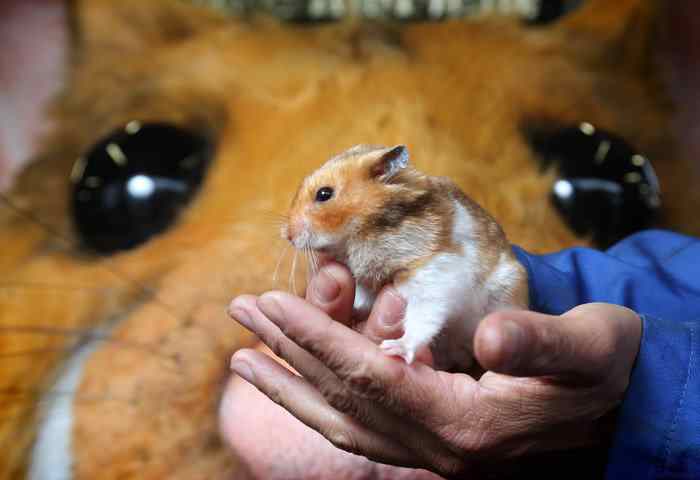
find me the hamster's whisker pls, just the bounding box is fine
[272,243,291,288]
[306,247,316,275]
[249,210,290,230]
[289,249,299,296]
[303,246,314,287]
[308,247,319,276]
[302,247,309,286]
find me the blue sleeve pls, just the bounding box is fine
[512,230,700,479]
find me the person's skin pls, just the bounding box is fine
[226,262,642,478]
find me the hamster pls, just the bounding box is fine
[282,144,528,369]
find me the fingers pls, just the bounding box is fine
[230,285,480,473]
[230,292,468,465]
[306,262,356,326]
[474,304,641,383]
[254,291,475,425]
[230,348,419,467]
[305,265,432,363]
[257,291,401,383]
[230,294,407,437]
[360,285,405,343]
[229,295,342,393]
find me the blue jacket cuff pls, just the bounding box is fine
[605,315,700,479]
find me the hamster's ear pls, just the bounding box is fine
[370,145,409,181]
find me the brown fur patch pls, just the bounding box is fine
[367,188,436,230]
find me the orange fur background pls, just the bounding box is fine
[1,0,699,478]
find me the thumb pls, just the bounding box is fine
[474,304,641,382]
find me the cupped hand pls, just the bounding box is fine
[226,262,641,478]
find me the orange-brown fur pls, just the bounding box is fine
[288,146,521,296]
[292,149,468,293]
[396,174,529,312]
[287,148,456,264]
[1,0,699,478]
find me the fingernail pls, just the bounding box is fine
[258,295,284,324]
[231,358,255,383]
[378,288,405,328]
[313,269,340,303]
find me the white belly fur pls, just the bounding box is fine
[376,198,524,368]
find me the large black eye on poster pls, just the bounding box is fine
[70,122,213,254]
[526,122,661,249]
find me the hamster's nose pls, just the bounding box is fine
[286,219,304,243]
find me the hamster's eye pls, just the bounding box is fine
[71,122,213,254]
[315,186,334,202]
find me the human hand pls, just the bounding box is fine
[227,262,642,478]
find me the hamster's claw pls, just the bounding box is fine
[380,339,415,364]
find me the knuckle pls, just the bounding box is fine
[342,361,388,402]
[266,335,286,359]
[320,383,360,417]
[539,321,568,360]
[322,426,359,455]
[303,332,343,368]
[264,383,284,406]
[450,425,493,458]
[532,320,582,373]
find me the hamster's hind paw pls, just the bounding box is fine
[380,339,415,364]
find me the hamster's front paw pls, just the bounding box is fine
[380,338,416,364]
